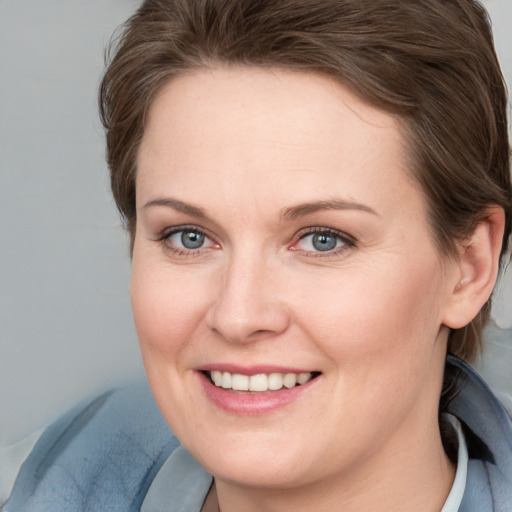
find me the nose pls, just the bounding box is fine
[205,253,290,344]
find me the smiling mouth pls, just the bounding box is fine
[204,370,321,392]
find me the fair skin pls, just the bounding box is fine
[131,67,501,512]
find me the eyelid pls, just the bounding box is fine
[157,224,219,255]
[297,226,355,242]
[157,224,207,241]
[291,227,356,256]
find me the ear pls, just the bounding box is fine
[442,206,505,329]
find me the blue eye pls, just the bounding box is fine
[310,233,338,251]
[295,229,351,254]
[178,230,205,249]
[164,227,214,252]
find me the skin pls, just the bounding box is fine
[131,67,463,512]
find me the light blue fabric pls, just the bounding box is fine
[5,384,179,512]
[446,356,512,511]
[6,357,512,511]
[141,446,213,512]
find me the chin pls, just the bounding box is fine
[203,454,311,489]
[181,429,324,490]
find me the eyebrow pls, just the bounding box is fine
[143,197,378,222]
[142,198,208,219]
[281,199,378,220]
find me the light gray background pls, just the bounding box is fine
[1,0,511,449]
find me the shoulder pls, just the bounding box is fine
[6,383,179,512]
[446,356,512,511]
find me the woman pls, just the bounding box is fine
[6,0,512,510]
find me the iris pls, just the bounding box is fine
[181,231,205,249]
[312,233,337,251]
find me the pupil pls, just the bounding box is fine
[181,231,205,249]
[312,233,337,251]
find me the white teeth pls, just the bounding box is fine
[249,374,268,392]
[231,373,249,391]
[283,373,297,388]
[297,373,311,385]
[209,371,314,391]
[268,373,283,390]
[221,372,232,389]
[211,370,223,386]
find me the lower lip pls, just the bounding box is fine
[198,372,318,415]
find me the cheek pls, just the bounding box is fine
[290,262,447,440]
[130,259,211,357]
[292,255,446,370]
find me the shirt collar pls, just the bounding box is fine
[141,445,212,512]
[441,413,469,512]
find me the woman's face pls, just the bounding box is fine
[132,68,459,490]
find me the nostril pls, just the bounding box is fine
[204,273,291,343]
[206,306,290,344]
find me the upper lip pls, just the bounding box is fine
[197,364,318,376]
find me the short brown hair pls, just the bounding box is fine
[100,0,511,362]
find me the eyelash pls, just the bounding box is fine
[156,225,216,257]
[292,227,356,258]
[156,225,356,258]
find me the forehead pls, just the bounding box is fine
[136,67,418,218]
[141,66,401,155]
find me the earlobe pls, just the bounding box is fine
[442,206,505,330]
